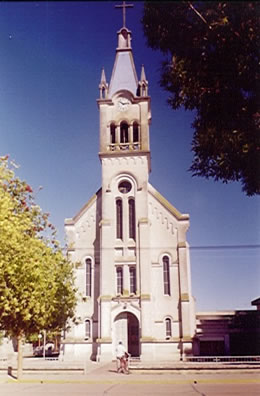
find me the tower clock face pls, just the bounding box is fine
[117,97,130,111]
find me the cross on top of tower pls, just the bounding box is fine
[115,1,134,28]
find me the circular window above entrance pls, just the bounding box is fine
[118,180,132,194]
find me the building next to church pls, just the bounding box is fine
[62,19,196,362]
[193,297,260,357]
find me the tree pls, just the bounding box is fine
[142,2,260,195]
[0,156,77,379]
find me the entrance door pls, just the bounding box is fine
[114,312,128,350]
[114,312,140,357]
[127,313,139,357]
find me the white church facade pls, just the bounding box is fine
[63,20,195,362]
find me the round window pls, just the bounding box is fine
[118,180,132,194]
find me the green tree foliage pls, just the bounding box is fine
[142,2,260,195]
[0,156,77,377]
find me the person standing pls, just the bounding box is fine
[115,341,128,373]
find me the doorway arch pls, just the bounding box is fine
[114,312,140,357]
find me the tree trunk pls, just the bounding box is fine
[17,334,23,380]
[55,335,58,352]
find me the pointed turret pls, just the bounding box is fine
[99,67,108,99]
[140,64,146,81]
[138,64,148,97]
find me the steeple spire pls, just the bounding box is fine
[99,67,108,99]
[115,1,134,28]
[139,65,148,97]
[100,67,107,84]
[140,64,146,82]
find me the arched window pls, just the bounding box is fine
[116,199,123,239]
[110,123,116,144]
[165,318,172,338]
[128,198,136,240]
[130,267,136,294]
[86,258,92,297]
[163,256,170,295]
[85,319,91,340]
[120,122,129,143]
[133,122,139,143]
[116,267,123,294]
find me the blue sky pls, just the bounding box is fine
[0,2,259,311]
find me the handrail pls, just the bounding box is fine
[109,143,141,151]
[186,356,260,363]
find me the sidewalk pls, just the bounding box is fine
[0,360,259,384]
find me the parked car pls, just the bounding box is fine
[33,343,57,357]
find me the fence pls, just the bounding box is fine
[186,356,260,364]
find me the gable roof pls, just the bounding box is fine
[148,183,189,221]
[65,188,101,226]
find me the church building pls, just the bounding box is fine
[63,12,195,362]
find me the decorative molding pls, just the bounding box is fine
[148,202,176,235]
[140,294,151,301]
[138,218,149,225]
[99,219,111,227]
[178,242,187,249]
[112,294,140,303]
[99,151,150,161]
[97,98,113,106]
[148,183,189,221]
[115,256,136,263]
[140,337,181,344]
[96,337,112,344]
[98,295,112,302]
[181,293,190,302]
[140,336,155,342]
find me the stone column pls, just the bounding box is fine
[116,124,120,150]
[129,124,133,150]
[178,242,191,338]
[138,218,152,345]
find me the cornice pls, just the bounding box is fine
[65,189,101,225]
[99,150,150,159]
[148,183,189,221]
[181,293,190,302]
[96,337,112,344]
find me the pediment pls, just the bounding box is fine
[148,183,189,222]
[65,188,101,226]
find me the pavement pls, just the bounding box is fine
[0,370,259,396]
[0,358,260,384]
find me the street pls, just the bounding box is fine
[0,371,259,396]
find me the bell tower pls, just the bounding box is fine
[97,28,151,166]
[96,8,153,360]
